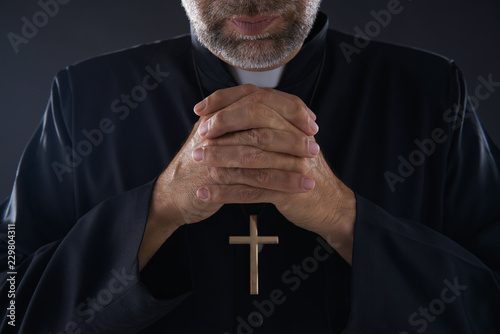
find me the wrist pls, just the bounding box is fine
[139,211,180,271]
[317,190,356,265]
[138,183,184,271]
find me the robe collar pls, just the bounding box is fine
[191,12,329,97]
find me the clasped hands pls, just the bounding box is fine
[150,84,356,264]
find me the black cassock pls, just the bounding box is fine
[1,13,499,334]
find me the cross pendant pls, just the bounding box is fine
[229,215,279,295]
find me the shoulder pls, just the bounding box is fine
[328,28,454,68]
[327,29,457,86]
[325,29,463,115]
[73,34,191,69]
[57,34,192,83]
[52,33,193,100]
[50,34,194,129]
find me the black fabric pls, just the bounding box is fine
[1,12,500,333]
[140,225,192,300]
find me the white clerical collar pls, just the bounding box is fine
[228,65,285,88]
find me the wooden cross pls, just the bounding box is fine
[229,215,279,295]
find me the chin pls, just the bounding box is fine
[228,43,286,69]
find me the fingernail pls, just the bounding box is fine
[192,148,204,162]
[194,99,207,114]
[308,108,317,121]
[302,178,315,191]
[198,122,208,136]
[197,188,209,201]
[309,118,319,134]
[309,141,320,155]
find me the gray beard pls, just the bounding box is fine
[182,0,322,70]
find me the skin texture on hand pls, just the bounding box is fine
[138,85,356,270]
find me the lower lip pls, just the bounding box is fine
[229,17,278,36]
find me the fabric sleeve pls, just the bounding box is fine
[345,66,500,333]
[0,70,192,334]
[348,196,500,334]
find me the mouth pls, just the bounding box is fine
[228,16,279,36]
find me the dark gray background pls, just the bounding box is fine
[1,0,499,201]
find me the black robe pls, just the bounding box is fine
[1,13,500,333]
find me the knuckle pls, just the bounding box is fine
[240,84,260,98]
[287,98,308,123]
[256,170,272,186]
[275,106,292,125]
[240,151,254,166]
[246,103,262,121]
[240,147,260,166]
[207,90,222,105]
[290,95,305,107]
[249,128,273,148]
[212,110,226,125]
[209,111,230,132]
[268,113,289,131]
[295,158,310,175]
[289,104,306,125]
[240,187,263,201]
[248,90,269,104]
[247,128,261,146]
[240,187,255,201]
[208,167,226,183]
[208,167,220,182]
[286,98,300,114]
[242,84,260,95]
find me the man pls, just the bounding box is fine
[1,0,499,333]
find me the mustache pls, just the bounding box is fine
[207,0,300,17]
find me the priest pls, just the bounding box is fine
[1,0,500,333]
